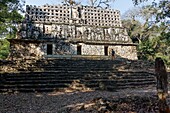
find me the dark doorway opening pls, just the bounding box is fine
[77,45,81,55]
[104,46,108,56]
[47,44,53,55]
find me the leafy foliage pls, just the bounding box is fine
[0,39,10,59]
[132,0,149,5]
[137,37,158,60]
[155,31,170,66]
[122,0,170,66]
[0,0,24,59]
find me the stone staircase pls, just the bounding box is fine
[0,59,156,93]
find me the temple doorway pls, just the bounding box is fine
[104,46,108,56]
[77,45,81,55]
[47,44,53,55]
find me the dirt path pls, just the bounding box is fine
[0,88,170,113]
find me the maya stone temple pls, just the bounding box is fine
[8,4,138,60]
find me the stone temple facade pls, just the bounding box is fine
[8,4,138,60]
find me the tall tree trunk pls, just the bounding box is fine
[155,57,170,113]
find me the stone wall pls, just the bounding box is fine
[8,39,137,60]
[40,41,137,60]
[54,42,77,55]
[19,23,130,44]
[108,45,138,60]
[8,39,44,60]
[80,44,137,60]
[81,44,104,55]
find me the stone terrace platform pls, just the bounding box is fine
[0,58,157,93]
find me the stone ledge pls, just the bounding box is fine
[8,39,42,43]
[70,40,138,46]
[45,55,111,60]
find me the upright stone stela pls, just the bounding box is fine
[8,4,138,60]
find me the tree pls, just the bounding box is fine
[132,0,170,23]
[61,0,115,8]
[0,0,24,38]
[152,1,170,66]
[88,0,115,8]
[131,0,149,5]
[122,6,160,42]
[122,1,170,65]
[122,19,142,43]
[0,0,24,59]
[62,0,81,5]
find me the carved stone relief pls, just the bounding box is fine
[12,4,138,60]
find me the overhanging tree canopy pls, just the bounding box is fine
[0,0,24,59]
[0,0,24,39]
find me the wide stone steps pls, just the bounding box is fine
[0,59,156,93]
[1,88,55,93]
[2,78,155,86]
[14,59,124,71]
[35,68,117,71]
[1,72,155,81]
[1,83,68,88]
[34,59,122,64]
[0,72,156,93]
[3,79,74,84]
[18,66,121,71]
[0,82,156,93]
[0,83,69,92]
